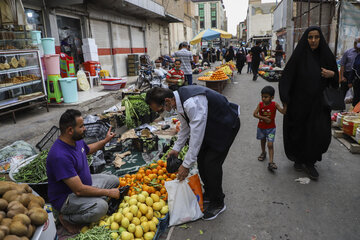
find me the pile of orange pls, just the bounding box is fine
[210,70,228,81]
[119,160,177,200]
[198,76,211,81]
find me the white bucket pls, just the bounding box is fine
[356,128,360,144]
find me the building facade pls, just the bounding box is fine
[237,21,247,43]
[193,0,227,31]
[246,0,276,45]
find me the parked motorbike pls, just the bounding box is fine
[136,66,153,89]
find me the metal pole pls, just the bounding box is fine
[299,0,303,41]
[308,0,311,27]
[319,0,323,27]
[334,0,342,57]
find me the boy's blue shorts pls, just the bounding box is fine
[257,128,276,142]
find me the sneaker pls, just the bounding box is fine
[304,165,319,180]
[203,203,226,221]
[294,162,303,171]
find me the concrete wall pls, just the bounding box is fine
[112,23,131,77]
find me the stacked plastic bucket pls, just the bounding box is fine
[42,38,78,103]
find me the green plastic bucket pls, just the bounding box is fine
[41,38,55,55]
[31,31,41,44]
[59,77,78,103]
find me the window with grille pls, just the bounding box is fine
[211,3,217,28]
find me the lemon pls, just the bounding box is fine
[124,196,130,202]
[128,223,136,233]
[132,217,141,226]
[99,220,106,227]
[122,207,130,215]
[148,221,156,231]
[159,199,165,208]
[152,217,159,225]
[137,194,146,203]
[146,208,153,220]
[154,211,161,218]
[119,203,125,208]
[130,205,138,216]
[136,210,142,219]
[160,206,169,214]
[119,226,126,234]
[152,202,162,211]
[121,231,132,240]
[109,215,115,223]
[145,197,153,207]
[80,226,88,233]
[111,222,119,230]
[121,217,130,229]
[140,216,148,223]
[139,204,148,215]
[137,202,142,208]
[114,212,123,223]
[150,194,160,202]
[141,191,149,198]
[144,232,155,240]
[141,221,149,232]
[125,212,134,222]
[110,232,119,239]
[129,198,138,206]
[135,225,144,238]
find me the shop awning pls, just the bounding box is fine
[164,13,183,23]
[123,0,165,18]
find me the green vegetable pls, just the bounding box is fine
[68,226,113,240]
[13,150,94,184]
[122,93,151,129]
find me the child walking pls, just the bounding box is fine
[246,53,252,74]
[253,86,286,171]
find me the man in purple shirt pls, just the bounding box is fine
[47,109,119,233]
[340,37,360,104]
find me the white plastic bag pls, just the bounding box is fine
[344,88,354,103]
[165,179,203,226]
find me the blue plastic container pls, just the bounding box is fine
[31,31,41,44]
[59,77,78,103]
[41,38,55,55]
[154,213,169,240]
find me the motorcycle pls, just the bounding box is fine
[136,66,153,89]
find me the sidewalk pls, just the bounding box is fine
[0,76,138,147]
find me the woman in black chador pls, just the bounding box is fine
[279,26,338,180]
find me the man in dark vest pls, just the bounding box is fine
[145,86,240,220]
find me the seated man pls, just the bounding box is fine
[166,59,184,91]
[46,109,120,233]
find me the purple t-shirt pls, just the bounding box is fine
[46,139,91,211]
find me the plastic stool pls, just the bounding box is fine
[47,74,62,103]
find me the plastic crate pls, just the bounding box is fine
[132,134,159,153]
[154,213,170,240]
[84,121,111,144]
[36,126,60,152]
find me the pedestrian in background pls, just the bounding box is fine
[250,41,265,81]
[274,40,284,68]
[349,37,360,108]
[340,37,360,105]
[279,26,338,180]
[225,46,235,62]
[235,50,246,74]
[173,42,193,85]
[202,48,211,67]
[216,48,221,61]
[246,52,252,74]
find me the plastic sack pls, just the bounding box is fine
[165,179,203,226]
[107,185,130,215]
[188,174,204,212]
[0,141,37,173]
[166,155,182,173]
[345,88,354,104]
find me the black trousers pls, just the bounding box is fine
[252,60,260,77]
[197,119,240,206]
[353,78,360,107]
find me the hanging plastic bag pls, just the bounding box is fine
[165,179,203,226]
[344,88,354,104]
[166,155,182,173]
[188,174,204,212]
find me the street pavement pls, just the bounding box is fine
[169,72,360,240]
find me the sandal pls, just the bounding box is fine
[268,162,278,171]
[258,152,266,161]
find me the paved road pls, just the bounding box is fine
[170,72,360,240]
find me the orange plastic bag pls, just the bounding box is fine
[187,174,204,212]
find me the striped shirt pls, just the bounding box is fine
[173,49,193,75]
[166,68,184,86]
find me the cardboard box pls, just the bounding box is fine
[84,52,99,62]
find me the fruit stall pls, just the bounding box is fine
[0,89,202,240]
[258,64,283,82]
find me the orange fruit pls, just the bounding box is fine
[120,180,127,187]
[155,191,161,197]
[158,169,164,175]
[143,185,149,192]
[160,188,166,194]
[149,174,157,180]
[170,174,176,179]
[157,160,165,167]
[144,176,151,184]
[139,169,145,174]
[146,169,152,176]
[136,173,142,180]
[156,166,161,170]
[125,174,131,178]
[166,178,172,182]
[161,180,165,185]
[148,187,155,194]
[152,169,158,175]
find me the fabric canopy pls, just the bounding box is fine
[190,28,232,45]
